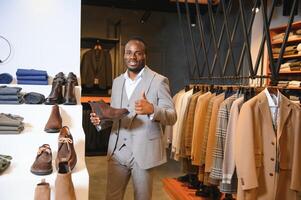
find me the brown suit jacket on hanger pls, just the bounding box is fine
[236,90,301,200]
[80,49,112,89]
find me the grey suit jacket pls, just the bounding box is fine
[107,66,177,169]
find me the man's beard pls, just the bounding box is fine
[127,64,145,73]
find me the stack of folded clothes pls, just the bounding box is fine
[288,80,301,87]
[16,69,48,85]
[272,31,301,43]
[280,60,301,73]
[0,113,24,134]
[277,81,289,87]
[0,86,23,104]
[272,45,298,57]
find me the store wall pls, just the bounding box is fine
[81,4,251,94]
[0,0,81,81]
[81,5,188,94]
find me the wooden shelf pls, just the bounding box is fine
[273,54,301,59]
[272,37,301,45]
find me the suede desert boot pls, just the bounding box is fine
[34,179,50,200]
[44,105,62,133]
[30,144,53,175]
[63,72,78,105]
[45,74,66,105]
[55,160,76,200]
[56,126,77,170]
[89,100,129,121]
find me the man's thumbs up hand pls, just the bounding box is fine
[135,91,154,115]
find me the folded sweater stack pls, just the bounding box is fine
[0,113,24,134]
[16,69,48,85]
[0,86,23,104]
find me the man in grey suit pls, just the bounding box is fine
[90,37,177,200]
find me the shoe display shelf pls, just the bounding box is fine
[0,84,89,200]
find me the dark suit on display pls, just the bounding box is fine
[80,49,112,89]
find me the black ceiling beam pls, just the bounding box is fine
[82,0,194,13]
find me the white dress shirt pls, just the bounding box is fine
[264,88,280,131]
[124,67,145,99]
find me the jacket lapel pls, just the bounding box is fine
[278,93,292,141]
[126,66,156,103]
[257,90,275,134]
[139,66,156,97]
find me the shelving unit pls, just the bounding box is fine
[0,84,89,200]
[267,21,301,87]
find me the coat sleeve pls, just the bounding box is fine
[235,102,259,190]
[152,77,177,126]
[105,50,112,88]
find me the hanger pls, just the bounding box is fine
[267,86,278,96]
[94,40,102,50]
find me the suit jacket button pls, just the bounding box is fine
[271,142,275,145]
[271,158,275,161]
[269,173,273,176]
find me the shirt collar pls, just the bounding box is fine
[124,66,145,81]
[264,88,280,107]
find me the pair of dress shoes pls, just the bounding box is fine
[30,127,77,176]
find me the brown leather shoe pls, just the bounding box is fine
[30,144,53,175]
[44,105,62,133]
[89,100,129,121]
[56,126,77,170]
[63,73,78,105]
[34,179,50,200]
[55,160,76,200]
[45,77,65,105]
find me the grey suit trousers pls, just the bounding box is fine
[106,146,154,200]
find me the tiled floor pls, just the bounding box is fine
[85,154,182,200]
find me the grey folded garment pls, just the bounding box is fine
[0,86,22,95]
[0,113,24,126]
[0,154,12,174]
[23,92,45,104]
[0,130,23,134]
[0,94,22,100]
[0,125,24,131]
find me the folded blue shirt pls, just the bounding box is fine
[17,75,48,81]
[16,69,48,77]
[0,73,13,84]
[17,80,48,85]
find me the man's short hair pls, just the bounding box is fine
[126,36,147,54]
